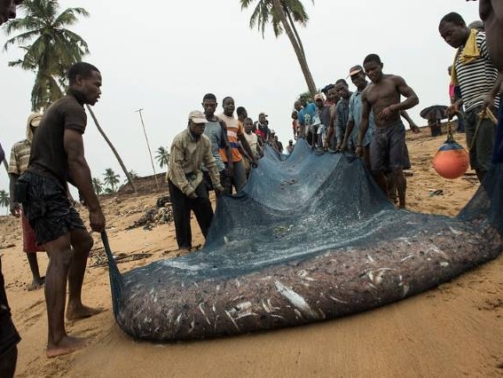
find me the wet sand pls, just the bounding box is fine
[1,128,502,377]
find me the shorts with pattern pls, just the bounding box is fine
[370,120,407,172]
[18,171,85,245]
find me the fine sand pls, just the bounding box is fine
[1,128,502,378]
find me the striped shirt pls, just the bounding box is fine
[455,31,500,112]
[218,113,243,163]
[8,139,31,175]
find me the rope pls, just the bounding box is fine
[446,121,455,143]
[101,231,124,317]
[468,109,498,151]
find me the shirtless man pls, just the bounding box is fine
[356,54,419,209]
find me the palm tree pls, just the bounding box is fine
[155,146,170,169]
[92,177,103,195]
[3,0,90,111]
[0,190,10,214]
[241,0,317,95]
[3,1,137,193]
[123,170,138,184]
[86,106,137,193]
[103,168,120,193]
[298,90,313,103]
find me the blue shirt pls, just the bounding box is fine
[348,90,375,147]
[202,120,226,172]
[298,103,316,127]
[336,96,352,144]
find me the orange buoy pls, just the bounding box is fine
[433,139,469,179]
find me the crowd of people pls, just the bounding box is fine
[0,0,502,376]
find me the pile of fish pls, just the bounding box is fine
[104,140,503,341]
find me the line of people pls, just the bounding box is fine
[291,54,420,209]
[1,1,502,374]
[167,94,291,252]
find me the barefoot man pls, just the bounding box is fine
[18,62,105,358]
[356,54,419,209]
[9,113,46,291]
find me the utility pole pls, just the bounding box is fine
[135,108,159,189]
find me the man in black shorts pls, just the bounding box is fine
[356,54,419,209]
[19,62,105,358]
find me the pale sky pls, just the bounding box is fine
[0,0,479,194]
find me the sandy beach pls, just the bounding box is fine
[1,128,502,378]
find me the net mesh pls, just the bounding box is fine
[103,139,503,339]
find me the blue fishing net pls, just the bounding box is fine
[103,139,502,341]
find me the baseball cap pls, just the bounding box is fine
[468,20,484,30]
[314,93,324,102]
[347,65,363,78]
[28,113,43,127]
[188,110,207,123]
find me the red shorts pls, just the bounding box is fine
[21,212,44,253]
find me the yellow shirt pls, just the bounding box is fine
[8,139,31,175]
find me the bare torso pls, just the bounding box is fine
[363,74,403,128]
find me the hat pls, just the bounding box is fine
[347,65,363,78]
[28,113,43,127]
[188,110,207,124]
[314,93,324,102]
[468,20,484,31]
[259,112,268,117]
[270,129,276,134]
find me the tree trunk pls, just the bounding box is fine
[272,0,317,96]
[86,105,137,193]
[136,109,159,190]
[285,9,305,60]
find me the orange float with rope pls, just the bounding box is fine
[433,120,469,179]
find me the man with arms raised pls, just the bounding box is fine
[356,54,419,209]
[19,62,105,358]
